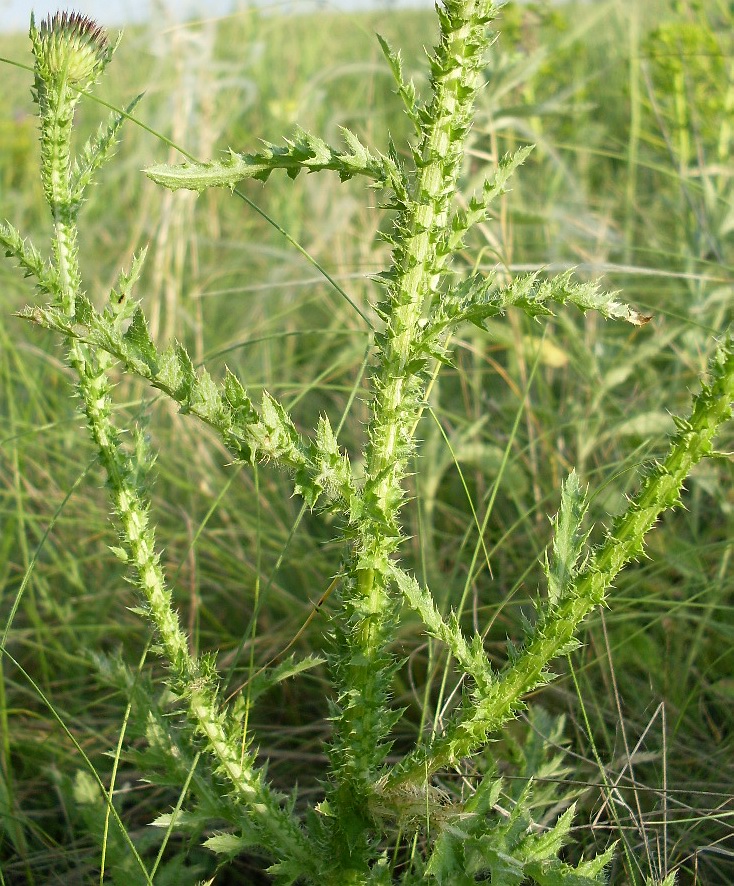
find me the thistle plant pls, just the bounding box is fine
[2,5,732,884]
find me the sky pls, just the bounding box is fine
[1,0,420,32]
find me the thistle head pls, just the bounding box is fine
[30,11,112,88]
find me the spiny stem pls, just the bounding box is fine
[384,335,734,789]
[28,12,316,871]
[327,0,502,822]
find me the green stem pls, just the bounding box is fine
[328,0,501,819]
[384,336,734,790]
[37,64,316,875]
[42,80,81,314]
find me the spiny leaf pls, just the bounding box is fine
[390,565,494,694]
[70,93,144,203]
[109,246,147,311]
[520,803,576,862]
[440,146,535,256]
[222,368,258,427]
[203,832,253,857]
[156,344,185,397]
[258,390,301,459]
[425,270,650,344]
[0,220,60,296]
[481,145,535,205]
[384,337,733,787]
[172,342,198,410]
[241,654,325,706]
[20,298,358,508]
[145,127,397,192]
[376,33,422,134]
[544,471,591,606]
[122,306,157,368]
[190,365,222,421]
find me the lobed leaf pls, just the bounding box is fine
[70,93,144,204]
[425,270,650,345]
[543,471,591,607]
[390,565,494,695]
[377,34,422,134]
[440,146,534,256]
[242,654,325,706]
[384,336,733,789]
[0,220,60,297]
[20,298,358,510]
[110,246,148,311]
[145,127,400,192]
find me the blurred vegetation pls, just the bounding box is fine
[0,1,732,882]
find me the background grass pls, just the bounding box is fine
[0,1,732,882]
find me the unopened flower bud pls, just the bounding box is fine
[32,11,111,86]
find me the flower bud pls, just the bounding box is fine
[32,11,111,87]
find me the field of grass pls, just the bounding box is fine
[0,1,732,883]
